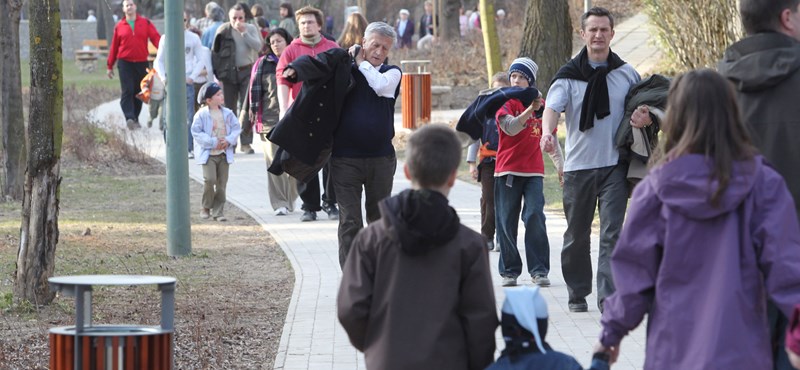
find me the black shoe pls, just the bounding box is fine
[126,119,141,130]
[568,298,588,313]
[322,203,339,220]
[300,210,317,222]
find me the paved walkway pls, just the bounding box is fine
[89,12,660,369]
[610,13,662,75]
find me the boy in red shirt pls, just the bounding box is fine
[495,58,563,287]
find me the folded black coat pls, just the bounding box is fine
[456,86,539,140]
[267,48,353,182]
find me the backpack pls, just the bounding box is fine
[136,68,164,104]
[211,25,237,83]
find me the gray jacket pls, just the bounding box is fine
[719,32,800,218]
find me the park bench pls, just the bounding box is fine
[74,39,109,73]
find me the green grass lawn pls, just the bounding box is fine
[21,57,120,90]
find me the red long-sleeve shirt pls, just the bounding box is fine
[107,15,161,69]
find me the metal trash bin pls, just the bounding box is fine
[400,60,432,129]
[48,275,176,370]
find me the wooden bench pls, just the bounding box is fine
[75,39,109,73]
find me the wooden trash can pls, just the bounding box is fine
[48,275,177,370]
[400,60,432,129]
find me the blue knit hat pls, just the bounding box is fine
[508,57,539,87]
[198,82,222,105]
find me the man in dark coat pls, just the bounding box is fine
[718,0,800,368]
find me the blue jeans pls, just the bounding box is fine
[185,83,195,153]
[162,83,195,153]
[495,175,550,278]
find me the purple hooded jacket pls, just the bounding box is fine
[599,154,800,370]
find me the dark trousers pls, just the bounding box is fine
[561,162,628,307]
[117,59,149,121]
[769,301,792,369]
[298,161,336,212]
[495,175,550,278]
[221,68,252,146]
[479,162,496,242]
[331,155,396,268]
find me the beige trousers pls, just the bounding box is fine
[202,154,229,217]
[261,134,298,211]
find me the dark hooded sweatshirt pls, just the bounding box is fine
[718,32,800,218]
[337,189,498,370]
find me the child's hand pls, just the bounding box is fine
[593,341,620,364]
[530,97,543,111]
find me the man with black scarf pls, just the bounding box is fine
[540,7,650,314]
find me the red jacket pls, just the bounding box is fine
[107,15,160,69]
[494,99,552,177]
[789,305,800,358]
[275,37,339,104]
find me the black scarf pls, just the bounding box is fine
[552,46,626,132]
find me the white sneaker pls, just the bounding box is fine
[501,277,517,287]
[274,207,289,216]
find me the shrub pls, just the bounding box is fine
[644,0,743,69]
[61,85,151,164]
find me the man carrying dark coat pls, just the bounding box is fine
[718,0,800,368]
[332,22,402,268]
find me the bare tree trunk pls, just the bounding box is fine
[97,0,115,41]
[518,0,572,95]
[479,0,501,86]
[15,0,63,306]
[437,0,460,41]
[0,0,26,201]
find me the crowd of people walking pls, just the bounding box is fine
[103,0,800,369]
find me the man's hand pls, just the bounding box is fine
[349,44,365,65]
[630,105,652,128]
[558,170,564,188]
[234,18,246,33]
[593,341,620,365]
[468,162,478,181]
[107,69,114,79]
[216,139,229,150]
[186,77,194,85]
[282,67,296,79]
[540,133,556,154]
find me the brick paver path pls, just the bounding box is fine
[90,12,660,369]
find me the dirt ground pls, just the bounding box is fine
[0,156,293,369]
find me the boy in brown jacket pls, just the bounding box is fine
[337,124,499,370]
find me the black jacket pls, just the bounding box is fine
[456,87,539,141]
[614,74,670,162]
[267,47,352,182]
[719,32,800,218]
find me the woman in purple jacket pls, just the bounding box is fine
[593,69,800,370]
